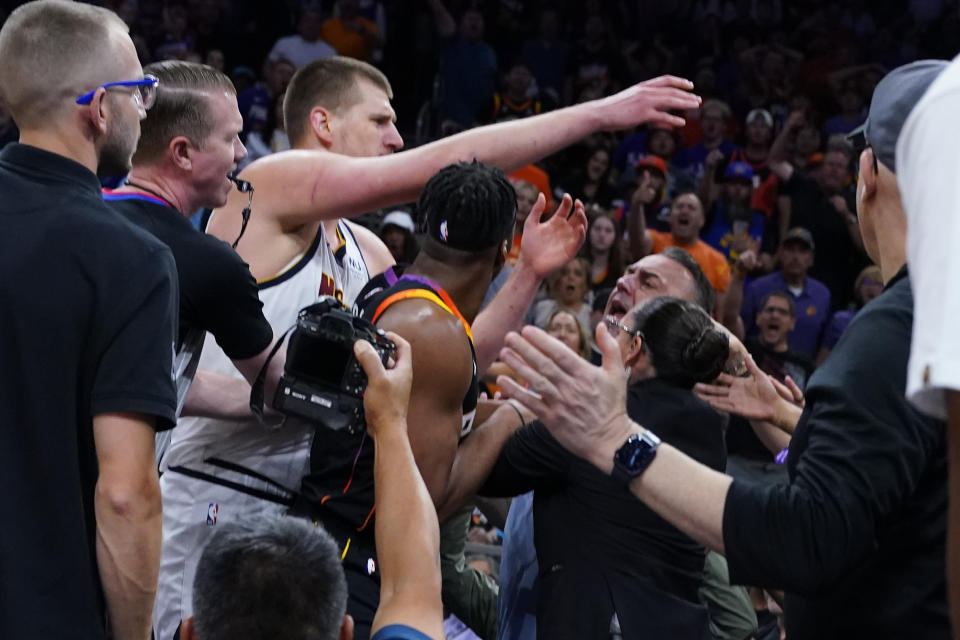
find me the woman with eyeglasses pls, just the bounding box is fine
[482,296,732,640]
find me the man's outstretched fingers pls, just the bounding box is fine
[505,329,568,384]
[518,325,591,378]
[496,375,548,417]
[640,75,695,90]
[593,322,626,376]
[525,192,546,227]
[499,345,560,402]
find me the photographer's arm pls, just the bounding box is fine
[355,335,445,640]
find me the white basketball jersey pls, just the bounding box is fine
[161,220,371,477]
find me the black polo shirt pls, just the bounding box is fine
[103,192,272,361]
[722,267,949,639]
[482,378,725,639]
[0,144,179,639]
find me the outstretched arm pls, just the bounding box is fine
[694,355,803,434]
[471,193,587,372]
[720,249,755,340]
[496,324,730,552]
[357,333,446,640]
[627,179,655,261]
[498,317,938,595]
[426,0,456,38]
[215,77,700,234]
[767,110,803,182]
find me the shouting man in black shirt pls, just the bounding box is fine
[0,2,179,639]
[497,61,951,640]
[103,60,282,432]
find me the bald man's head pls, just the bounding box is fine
[0,0,132,128]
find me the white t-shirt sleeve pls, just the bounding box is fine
[896,57,960,420]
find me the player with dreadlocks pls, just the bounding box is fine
[290,161,585,631]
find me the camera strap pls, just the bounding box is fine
[250,324,295,425]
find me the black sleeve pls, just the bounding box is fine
[479,421,574,497]
[720,289,944,594]
[91,246,179,430]
[630,385,727,472]
[191,239,273,360]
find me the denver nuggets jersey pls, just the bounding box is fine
[161,220,370,476]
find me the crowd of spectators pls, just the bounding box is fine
[0,0,945,368]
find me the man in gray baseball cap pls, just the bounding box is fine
[492,59,952,640]
[893,56,960,628]
[847,59,947,172]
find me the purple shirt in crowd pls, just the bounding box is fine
[821,309,856,350]
[741,271,832,357]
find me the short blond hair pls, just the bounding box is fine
[135,60,237,164]
[283,56,393,147]
[0,0,128,126]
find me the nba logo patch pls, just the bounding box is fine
[366,558,377,575]
[439,220,449,242]
[206,503,219,525]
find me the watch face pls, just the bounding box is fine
[615,436,645,469]
[614,433,658,478]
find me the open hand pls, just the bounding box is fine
[829,195,850,216]
[784,110,806,131]
[734,248,758,273]
[770,375,805,407]
[694,354,781,421]
[632,171,659,207]
[597,75,702,131]
[497,323,632,473]
[517,192,588,278]
[355,332,412,438]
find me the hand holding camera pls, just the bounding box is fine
[354,332,412,439]
[272,297,396,433]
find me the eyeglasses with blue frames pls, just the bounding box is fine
[604,316,645,343]
[75,75,159,110]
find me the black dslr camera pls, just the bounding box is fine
[274,297,396,433]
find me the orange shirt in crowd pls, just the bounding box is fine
[648,230,731,293]
[509,164,555,212]
[320,17,379,61]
